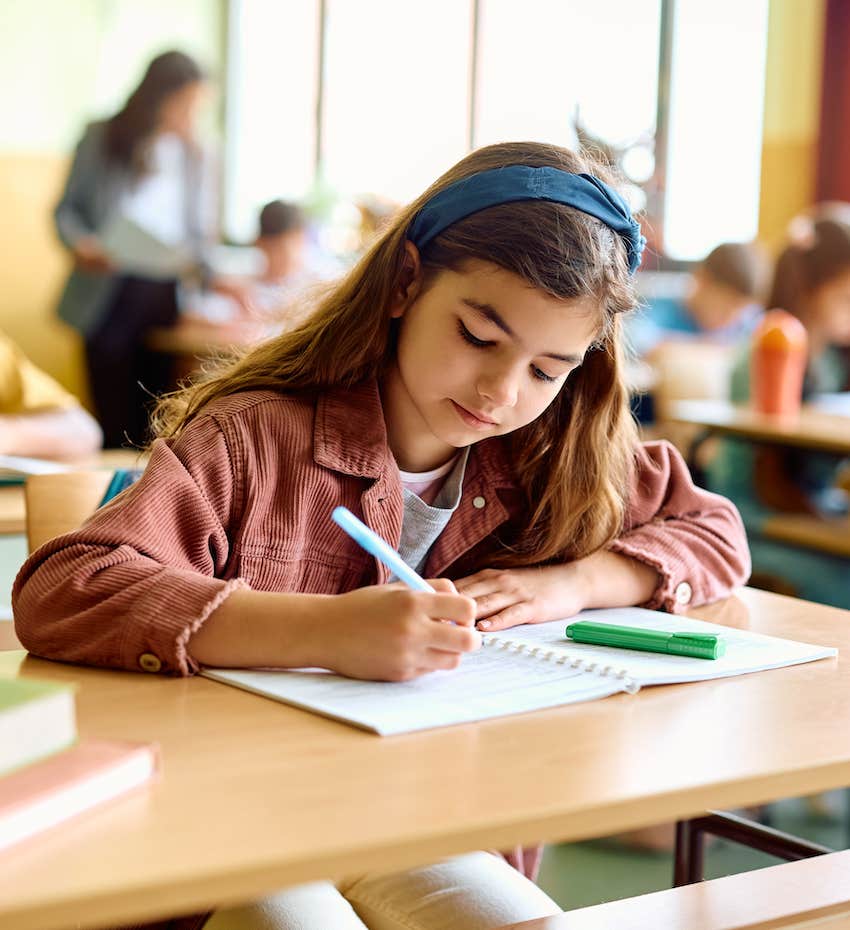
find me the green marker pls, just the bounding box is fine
[565,621,725,660]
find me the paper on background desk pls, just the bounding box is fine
[203,608,837,736]
[810,392,850,416]
[0,455,69,484]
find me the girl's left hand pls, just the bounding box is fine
[454,564,586,632]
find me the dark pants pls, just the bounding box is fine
[85,275,179,448]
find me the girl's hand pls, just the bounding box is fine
[454,565,587,632]
[321,579,480,681]
[455,552,661,632]
[211,276,257,317]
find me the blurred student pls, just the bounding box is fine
[185,200,326,331]
[706,217,850,608]
[54,50,245,447]
[629,241,767,356]
[0,332,101,458]
[249,199,312,317]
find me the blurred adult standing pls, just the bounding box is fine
[55,50,235,446]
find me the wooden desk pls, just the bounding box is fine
[670,400,850,558]
[1,588,848,930]
[146,319,269,357]
[762,513,850,558]
[0,449,147,536]
[503,849,850,930]
[669,399,850,456]
[0,486,26,534]
[146,319,273,382]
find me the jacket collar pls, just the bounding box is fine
[313,380,391,479]
[313,377,520,494]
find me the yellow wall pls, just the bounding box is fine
[0,154,83,396]
[0,0,223,403]
[759,0,826,250]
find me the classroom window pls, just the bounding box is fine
[473,0,661,158]
[662,0,769,260]
[225,0,769,258]
[223,0,321,242]
[320,0,471,204]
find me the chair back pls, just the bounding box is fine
[24,470,114,554]
[649,341,738,453]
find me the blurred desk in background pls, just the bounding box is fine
[669,399,850,456]
[761,513,850,559]
[0,448,147,537]
[671,399,850,559]
[146,318,271,381]
[146,318,267,357]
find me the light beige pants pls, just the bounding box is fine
[203,851,561,930]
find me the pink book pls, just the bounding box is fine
[0,739,159,852]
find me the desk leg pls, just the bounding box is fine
[673,811,832,887]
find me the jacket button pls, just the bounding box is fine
[138,652,162,673]
[472,496,486,509]
[674,582,692,606]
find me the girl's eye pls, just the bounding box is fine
[531,366,556,383]
[457,319,492,348]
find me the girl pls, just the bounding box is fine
[706,216,850,608]
[15,142,749,930]
[55,50,248,446]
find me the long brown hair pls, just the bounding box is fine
[104,50,204,175]
[153,142,640,565]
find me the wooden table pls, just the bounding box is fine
[145,319,268,357]
[0,449,148,536]
[146,319,274,382]
[669,399,850,456]
[670,399,850,557]
[0,588,848,930]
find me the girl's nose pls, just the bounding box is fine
[477,365,519,408]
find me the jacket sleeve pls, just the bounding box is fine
[608,440,751,613]
[54,124,102,250]
[12,414,249,676]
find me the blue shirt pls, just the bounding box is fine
[627,298,762,357]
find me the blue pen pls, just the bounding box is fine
[331,506,434,592]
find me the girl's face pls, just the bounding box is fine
[808,270,850,347]
[384,257,601,472]
[157,81,207,139]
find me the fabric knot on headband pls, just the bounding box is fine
[407,165,646,275]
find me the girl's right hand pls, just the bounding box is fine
[322,580,480,682]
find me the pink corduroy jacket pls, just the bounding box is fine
[13,380,750,677]
[12,380,750,930]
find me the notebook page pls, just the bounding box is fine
[487,607,837,686]
[202,641,625,736]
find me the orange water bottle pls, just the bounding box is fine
[750,309,808,416]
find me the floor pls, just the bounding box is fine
[537,792,849,910]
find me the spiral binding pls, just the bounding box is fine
[480,634,640,695]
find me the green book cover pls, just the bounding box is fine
[0,677,77,776]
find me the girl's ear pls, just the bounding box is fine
[389,241,423,319]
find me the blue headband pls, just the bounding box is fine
[407,165,646,275]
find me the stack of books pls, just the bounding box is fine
[0,677,158,852]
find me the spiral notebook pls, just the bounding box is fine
[202,607,837,735]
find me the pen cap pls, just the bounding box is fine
[669,633,726,659]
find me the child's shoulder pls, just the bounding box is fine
[199,389,318,437]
